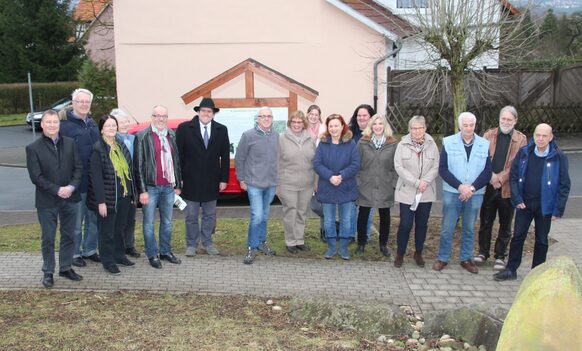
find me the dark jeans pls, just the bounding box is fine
[358,206,390,246]
[477,185,514,259]
[122,203,137,250]
[97,196,131,268]
[37,201,79,273]
[396,202,432,255]
[506,200,552,273]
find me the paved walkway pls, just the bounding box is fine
[1,219,580,316]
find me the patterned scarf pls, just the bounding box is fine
[411,137,425,154]
[106,138,131,196]
[152,125,175,186]
[308,122,321,141]
[371,135,385,149]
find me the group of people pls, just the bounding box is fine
[26,90,571,289]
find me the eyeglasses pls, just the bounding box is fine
[152,114,168,119]
[258,115,273,119]
[74,100,91,104]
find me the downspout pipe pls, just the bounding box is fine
[374,38,402,113]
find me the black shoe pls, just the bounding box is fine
[160,252,181,264]
[356,244,365,254]
[380,246,391,257]
[105,265,121,275]
[42,273,54,288]
[149,257,162,269]
[320,228,327,242]
[296,244,310,251]
[286,245,298,254]
[59,269,83,281]
[494,269,517,281]
[125,247,141,258]
[243,248,257,264]
[82,253,101,263]
[72,257,86,267]
[117,257,135,267]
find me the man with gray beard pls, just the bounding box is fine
[474,106,527,270]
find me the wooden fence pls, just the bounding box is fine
[385,65,582,134]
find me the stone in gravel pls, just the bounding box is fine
[272,305,282,311]
[424,305,505,351]
[440,347,453,351]
[419,337,426,344]
[377,335,387,343]
[418,345,430,351]
[464,342,471,349]
[412,330,420,339]
[406,339,419,348]
[266,299,274,305]
[497,257,582,351]
[414,321,424,330]
[478,346,487,351]
[288,299,414,336]
[440,334,451,340]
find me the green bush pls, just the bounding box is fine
[0,81,78,114]
[78,60,118,118]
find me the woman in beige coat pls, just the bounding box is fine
[393,116,440,268]
[278,111,316,253]
[356,114,398,257]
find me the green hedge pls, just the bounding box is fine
[0,81,78,114]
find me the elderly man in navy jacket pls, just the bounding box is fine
[60,88,101,267]
[176,98,230,257]
[494,123,571,281]
[26,110,84,288]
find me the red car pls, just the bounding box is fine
[129,119,243,194]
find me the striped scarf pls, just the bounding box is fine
[152,125,176,186]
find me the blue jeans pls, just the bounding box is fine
[438,191,484,262]
[323,202,355,238]
[351,205,372,238]
[246,185,276,249]
[142,185,175,259]
[506,200,552,273]
[74,192,98,258]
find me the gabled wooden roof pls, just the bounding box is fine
[338,0,413,37]
[181,58,318,105]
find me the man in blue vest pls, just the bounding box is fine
[494,123,570,281]
[433,112,492,274]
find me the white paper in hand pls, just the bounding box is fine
[174,194,187,211]
[410,193,423,211]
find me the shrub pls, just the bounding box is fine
[77,60,118,118]
[0,82,78,114]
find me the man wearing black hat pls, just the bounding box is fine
[176,97,230,257]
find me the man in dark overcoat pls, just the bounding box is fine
[176,97,230,256]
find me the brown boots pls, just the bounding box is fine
[413,251,425,267]
[394,251,425,268]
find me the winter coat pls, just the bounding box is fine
[26,134,82,208]
[235,127,279,188]
[278,128,316,191]
[510,139,571,217]
[59,109,100,193]
[176,116,230,202]
[133,126,182,194]
[356,136,398,208]
[482,127,527,198]
[88,138,134,211]
[394,133,440,205]
[313,133,360,204]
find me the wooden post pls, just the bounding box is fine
[289,92,297,117]
[245,71,254,99]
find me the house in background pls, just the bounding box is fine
[113,0,509,122]
[73,0,115,66]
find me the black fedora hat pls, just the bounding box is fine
[194,97,219,113]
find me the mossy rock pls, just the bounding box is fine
[497,256,582,351]
[288,298,413,336]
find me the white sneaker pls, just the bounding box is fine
[493,259,506,270]
[185,246,197,257]
[473,254,486,264]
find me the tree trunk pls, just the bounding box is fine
[450,71,466,133]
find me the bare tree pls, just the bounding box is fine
[391,0,537,130]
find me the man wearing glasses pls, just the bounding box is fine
[235,107,279,264]
[134,105,183,269]
[60,88,101,268]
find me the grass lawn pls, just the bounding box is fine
[0,113,26,127]
[0,216,537,262]
[0,291,390,350]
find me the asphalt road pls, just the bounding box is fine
[1,125,581,218]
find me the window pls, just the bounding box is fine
[397,0,428,8]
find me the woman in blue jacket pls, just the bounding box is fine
[313,114,360,260]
